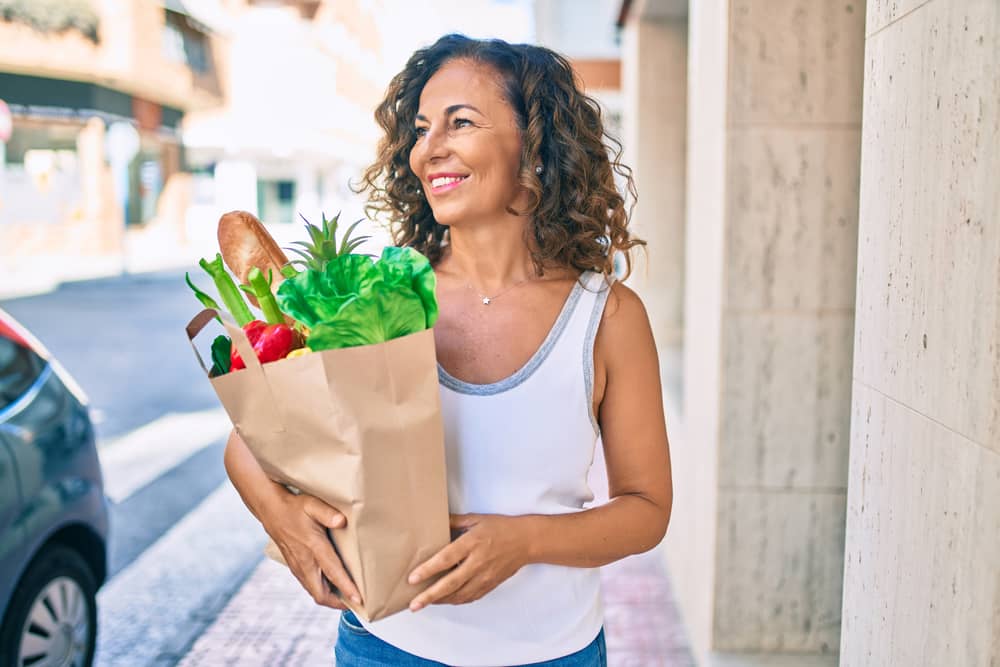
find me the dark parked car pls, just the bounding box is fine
[0,307,109,667]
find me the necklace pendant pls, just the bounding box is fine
[482,297,491,305]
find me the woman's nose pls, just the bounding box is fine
[421,125,451,161]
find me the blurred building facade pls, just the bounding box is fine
[0,0,391,296]
[577,0,999,665]
[180,0,389,255]
[534,0,623,135]
[0,0,226,291]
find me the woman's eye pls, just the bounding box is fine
[453,118,472,129]
[414,126,428,137]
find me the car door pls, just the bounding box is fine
[0,426,24,618]
[0,327,44,578]
[0,427,22,546]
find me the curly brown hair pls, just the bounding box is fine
[356,33,643,279]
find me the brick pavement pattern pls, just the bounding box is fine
[180,439,693,665]
[178,546,694,666]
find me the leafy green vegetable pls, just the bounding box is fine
[241,268,285,325]
[185,273,222,322]
[276,243,438,351]
[377,246,439,328]
[306,282,427,350]
[199,254,254,327]
[209,335,232,376]
[276,275,351,328]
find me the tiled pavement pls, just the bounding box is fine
[178,546,695,666]
[179,443,695,666]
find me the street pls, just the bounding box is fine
[1,270,694,667]
[2,268,219,441]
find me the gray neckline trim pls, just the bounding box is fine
[437,275,587,396]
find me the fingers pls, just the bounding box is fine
[410,559,475,611]
[280,547,347,610]
[271,495,360,608]
[436,577,487,606]
[309,567,350,610]
[408,540,466,585]
[449,513,480,530]
[310,532,362,604]
[302,496,346,529]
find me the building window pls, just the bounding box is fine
[258,180,296,224]
[162,10,211,75]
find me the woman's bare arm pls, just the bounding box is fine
[522,281,672,566]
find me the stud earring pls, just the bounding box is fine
[535,165,543,175]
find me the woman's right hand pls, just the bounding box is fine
[223,429,361,611]
[259,490,362,611]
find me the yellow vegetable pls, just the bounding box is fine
[285,347,313,359]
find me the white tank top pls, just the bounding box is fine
[360,270,613,666]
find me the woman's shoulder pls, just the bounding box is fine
[594,279,655,357]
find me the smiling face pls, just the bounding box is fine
[408,59,526,228]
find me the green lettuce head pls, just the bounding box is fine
[276,244,439,351]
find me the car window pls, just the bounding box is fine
[0,338,46,411]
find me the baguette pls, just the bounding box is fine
[217,210,289,308]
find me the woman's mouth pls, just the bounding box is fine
[428,175,469,195]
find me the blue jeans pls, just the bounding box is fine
[334,611,607,667]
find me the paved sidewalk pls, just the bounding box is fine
[178,546,694,666]
[180,445,694,666]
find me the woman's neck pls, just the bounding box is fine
[442,218,540,292]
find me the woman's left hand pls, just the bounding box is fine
[407,513,531,611]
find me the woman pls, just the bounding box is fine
[223,34,672,666]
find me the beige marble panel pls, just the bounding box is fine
[854,0,1000,451]
[865,0,933,36]
[726,127,861,312]
[728,0,866,125]
[720,312,854,489]
[841,383,1000,666]
[713,489,846,653]
[623,18,688,350]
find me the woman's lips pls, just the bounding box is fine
[429,175,468,195]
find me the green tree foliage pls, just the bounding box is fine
[0,0,100,44]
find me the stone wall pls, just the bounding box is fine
[622,17,687,353]
[668,0,866,662]
[841,1,1000,664]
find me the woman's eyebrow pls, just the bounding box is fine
[415,104,483,122]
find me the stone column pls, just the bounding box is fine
[841,1,1000,664]
[668,1,866,663]
[621,13,687,365]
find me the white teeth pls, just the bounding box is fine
[431,176,466,188]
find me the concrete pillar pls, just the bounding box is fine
[76,116,121,253]
[841,1,1000,664]
[621,14,687,361]
[668,1,865,663]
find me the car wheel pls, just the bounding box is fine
[0,544,97,667]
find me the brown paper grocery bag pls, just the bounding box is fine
[186,308,450,621]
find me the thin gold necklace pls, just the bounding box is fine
[465,277,534,305]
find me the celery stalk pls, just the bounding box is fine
[199,254,254,326]
[244,267,285,325]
